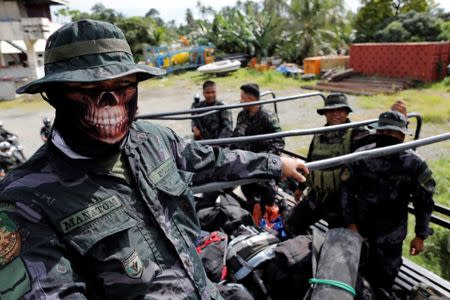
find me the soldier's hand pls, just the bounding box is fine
[281,157,309,183]
[410,236,424,255]
[294,188,303,202]
[347,223,359,233]
[192,127,202,139]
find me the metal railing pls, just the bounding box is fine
[191,132,449,194]
[198,112,423,146]
[135,92,325,120]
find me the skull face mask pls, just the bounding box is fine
[47,77,138,158]
[64,83,137,144]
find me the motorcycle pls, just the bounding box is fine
[40,117,52,142]
[0,121,27,179]
[0,141,25,179]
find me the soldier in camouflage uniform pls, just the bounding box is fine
[191,81,233,140]
[232,83,285,215]
[340,111,435,298]
[286,93,373,235]
[0,20,308,299]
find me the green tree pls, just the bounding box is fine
[54,4,168,62]
[278,0,348,63]
[199,1,282,59]
[354,0,393,42]
[145,8,164,26]
[392,0,431,15]
[354,0,438,41]
[437,20,450,40]
[374,11,442,42]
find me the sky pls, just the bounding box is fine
[54,0,450,25]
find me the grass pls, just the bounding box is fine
[402,156,450,280]
[428,157,450,207]
[140,68,313,91]
[0,94,45,111]
[358,81,450,124]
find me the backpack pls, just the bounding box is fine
[226,231,280,281]
[197,203,255,235]
[196,230,229,283]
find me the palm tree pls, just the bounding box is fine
[282,0,350,63]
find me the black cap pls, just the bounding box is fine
[240,83,260,99]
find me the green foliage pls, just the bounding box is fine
[279,0,351,63]
[438,20,450,40]
[354,0,436,42]
[54,3,172,62]
[374,11,442,42]
[374,21,411,42]
[392,0,431,15]
[402,155,449,280]
[404,221,450,280]
[199,2,282,59]
[442,77,450,87]
[354,0,393,42]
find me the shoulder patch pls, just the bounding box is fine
[122,251,143,279]
[0,257,31,299]
[148,159,176,185]
[0,212,21,267]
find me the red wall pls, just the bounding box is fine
[349,42,450,82]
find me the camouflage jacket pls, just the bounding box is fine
[0,120,282,299]
[232,108,285,154]
[340,149,435,244]
[191,100,233,140]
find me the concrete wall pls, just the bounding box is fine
[0,1,21,21]
[0,65,44,99]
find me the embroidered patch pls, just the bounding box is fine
[59,196,122,234]
[148,159,176,185]
[0,202,15,212]
[55,263,67,274]
[0,212,21,267]
[0,257,31,299]
[122,251,143,279]
[340,168,351,182]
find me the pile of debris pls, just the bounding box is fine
[302,68,416,96]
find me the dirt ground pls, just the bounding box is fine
[0,85,448,162]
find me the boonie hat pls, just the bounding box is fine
[317,93,353,115]
[375,111,410,135]
[17,19,165,94]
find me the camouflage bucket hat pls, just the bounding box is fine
[375,111,410,135]
[317,93,353,115]
[16,19,165,94]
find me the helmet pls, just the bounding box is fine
[0,141,12,157]
[43,117,51,126]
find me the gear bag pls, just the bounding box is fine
[226,231,279,281]
[305,227,363,300]
[264,235,313,300]
[196,231,229,283]
[197,202,255,235]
